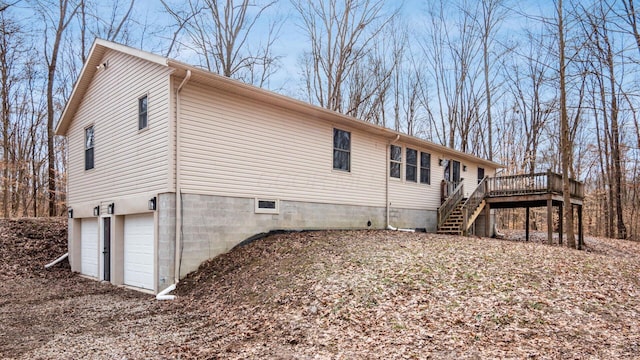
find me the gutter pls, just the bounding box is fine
[171,69,191,298]
[386,135,400,228]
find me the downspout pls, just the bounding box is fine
[386,135,400,228]
[44,252,68,269]
[163,69,191,301]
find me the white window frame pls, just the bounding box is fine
[406,147,418,182]
[85,125,95,171]
[138,94,148,130]
[390,145,402,179]
[333,128,351,172]
[420,152,431,185]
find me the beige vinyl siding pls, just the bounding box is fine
[179,82,387,207]
[67,49,173,204]
[388,144,441,210]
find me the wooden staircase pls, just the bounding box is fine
[437,201,466,235]
[437,177,488,236]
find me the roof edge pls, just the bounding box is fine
[166,60,503,169]
[55,39,169,136]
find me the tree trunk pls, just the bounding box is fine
[1,28,9,218]
[557,0,576,248]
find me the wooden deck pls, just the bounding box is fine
[482,171,584,248]
[486,171,584,207]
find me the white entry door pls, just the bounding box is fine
[80,218,99,278]
[123,213,155,290]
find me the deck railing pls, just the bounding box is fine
[438,182,464,228]
[486,170,584,199]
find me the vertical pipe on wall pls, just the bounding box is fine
[386,135,400,227]
[174,70,191,285]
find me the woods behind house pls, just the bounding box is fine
[1,0,639,240]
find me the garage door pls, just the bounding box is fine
[124,213,155,290]
[80,218,98,278]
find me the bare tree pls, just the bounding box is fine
[557,0,576,248]
[0,11,21,217]
[581,1,627,239]
[163,0,282,87]
[0,1,21,12]
[78,0,136,61]
[504,32,556,175]
[293,0,397,118]
[421,0,485,153]
[33,0,79,217]
[476,0,508,161]
[620,0,640,57]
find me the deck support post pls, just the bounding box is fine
[525,207,530,242]
[558,203,563,246]
[484,203,491,237]
[547,199,553,245]
[578,205,583,250]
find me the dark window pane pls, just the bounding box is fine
[333,149,350,171]
[258,200,276,209]
[139,96,148,130]
[390,163,401,178]
[333,128,350,150]
[420,168,430,184]
[333,129,351,171]
[139,114,147,130]
[452,160,460,182]
[390,145,401,161]
[85,148,94,170]
[85,127,94,149]
[478,167,485,184]
[406,148,417,165]
[421,153,430,168]
[406,165,417,182]
[406,148,417,182]
[139,96,147,112]
[420,153,431,184]
[85,126,94,170]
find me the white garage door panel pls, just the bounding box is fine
[80,218,98,278]
[124,213,155,290]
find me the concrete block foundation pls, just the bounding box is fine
[176,194,435,277]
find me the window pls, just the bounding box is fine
[478,167,485,184]
[138,95,148,130]
[333,128,351,171]
[85,126,94,170]
[406,148,417,182]
[255,198,279,214]
[452,160,461,183]
[420,152,431,184]
[390,145,401,178]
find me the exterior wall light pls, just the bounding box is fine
[93,206,100,216]
[463,165,467,172]
[148,197,157,211]
[68,208,73,218]
[107,203,114,214]
[438,159,443,166]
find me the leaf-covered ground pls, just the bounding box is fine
[1,219,639,359]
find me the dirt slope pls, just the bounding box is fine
[1,219,639,359]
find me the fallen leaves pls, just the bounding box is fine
[1,221,640,359]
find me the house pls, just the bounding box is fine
[55,39,501,294]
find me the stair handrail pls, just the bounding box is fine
[461,176,488,233]
[438,182,464,228]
